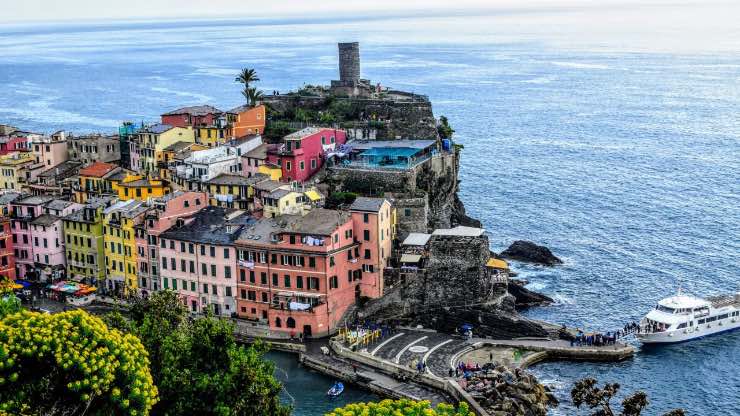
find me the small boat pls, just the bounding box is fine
[327,381,344,397]
[636,291,740,344]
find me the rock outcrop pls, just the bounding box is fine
[507,280,553,308]
[501,241,563,266]
[463,365,558,416]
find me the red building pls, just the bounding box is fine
[267,128,346,183]
[0,193,21,281]
[235,208,365,338]
[0,133,30,156]
[161,105,222,128]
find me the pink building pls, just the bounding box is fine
[266,128,346,183]
[30,136,68,169]
[10,195,54,280]
[349,197,394,299]
[31,200,82,281]
[134,191,207,295]
[157,206,251,316]
[161,105,222,128]
[235,208,366,338]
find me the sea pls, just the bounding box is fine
[1,5,739,415]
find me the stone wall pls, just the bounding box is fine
[387,192,429,240]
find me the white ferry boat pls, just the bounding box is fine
[636,292,740,344]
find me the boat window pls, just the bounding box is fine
[698,318,706,324]
[656,305,675,313]
[717,314,729,320]
[706,316,717,322]
[689,321,694,326]
[677,323,687,329]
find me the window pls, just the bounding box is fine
[160,239,166,248]
[261,272,267,284]
[225,287,232,297]
[203,284,208,294]
[404,208,411,217]
[240,269,246,282]
[190,281,195,291]
[363,213,369,223]
[347,270,353,282]
[287,317,296,328]
[311,159,317,169]
[308,277,319,290]
[241,289,247,299]
[189,243,194,254]
[200,245,205,255]
[299,161,304,171]
[285,161,291,171]
[201,263,207,275]
[284,275,290,287]
[189,261,195,273]
[224,266,232,279]
[309,257,315,268]
[210,246,215,257]
[180,242,186,252]
[181,259,186,272]
[170,258,176,270]
[162,257,168,269]
[272,273,278,286]
[364,249,371,259]
[329,275,338,289]
[261,292,268,302]
[296,275,303,289]
[364,230,370,241]
[163,278,169,289]
[223,248,229,258]
[329,256,335,267]
[211,264,217,277]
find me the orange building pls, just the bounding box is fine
[227,105,266,138]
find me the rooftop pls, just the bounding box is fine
[267,188,292,199]
[0,192,22,205]
[162,105,222,117]
[227,104,261,114]
[163,141,195,153]
[284,127,333,141]
[45,199,75,212]
[37,160,82,178]
[31,214,60,226]
[402,232,432,247]
[15,195,55,206]
[238,208,349,242]
[160,205,252,245]
[253,180,283,192]
[351,139,436,151]
[143,123,175,135]
[63,196,116,222]
[350,197,387,212]
[208,173,268,187]
[79,161,119,178]
[245,143,270,160]
[103,199,148,218]
[119,179,163,188]
[431,226,485,238]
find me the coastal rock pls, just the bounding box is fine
[501,241,563,266]
[507,280,553,307]
[462,366,554,416]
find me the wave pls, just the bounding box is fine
[551,61,609,70]
[150,87,213,102]
[521,76,556,84]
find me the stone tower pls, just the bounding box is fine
[338,42,360,84]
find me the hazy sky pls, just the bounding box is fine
[0,0,725,23]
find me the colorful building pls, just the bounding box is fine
[0,129,32,156]
[67,134,120,165]
[226,105,266,138]
[134,124,195,175]
[161,105,222,129]
[235,208,367,338]
[0,192,21,280]
[348,197,395,298]
[242,143,270,177]
[196,125,229,148]
[205,173,265,211]
[158,206,251,315]
[31,200,83,282]
[0,152,38,191]
[30,135,68,169]
[75,162,121,203]
[134,191,207,295]
[63,197,114,287]
[266,127,347,183]
[158,141,207,180]
[117,176,169,201]
[10,195,55,280]
[103,199,148,296]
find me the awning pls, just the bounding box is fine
[305,190,322,201]
[400,254,422,263]
[486,258,509,270]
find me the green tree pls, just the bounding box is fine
[0,309,158,416]
[245,87,264,107]
[571,378,684,416]
[437,115,455,139]
[326,399,471,416]
[0,278,20,318]
[119,291,290,416]
[235,68,259,92]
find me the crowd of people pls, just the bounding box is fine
[569,321,640,347]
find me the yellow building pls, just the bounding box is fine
[75,161,121,203]
[117,175,169,201]
[157,141,207,180]
[257,163,283,181]
[261,186,321,218]
[137,124,195,175]
[103,199,148,296]
[0,152,36,191]
[196,126,229,147]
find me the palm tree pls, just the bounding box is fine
[246,87,264,107]
[235,68,260,90]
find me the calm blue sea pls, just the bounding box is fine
[1,9,739,415]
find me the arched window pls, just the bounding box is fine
[287,317,296,328]
[275,317,282,328]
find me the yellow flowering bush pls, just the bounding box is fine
[326,399,471,416]
[0,309,158,416]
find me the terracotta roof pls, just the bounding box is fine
[79,162,118,178]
